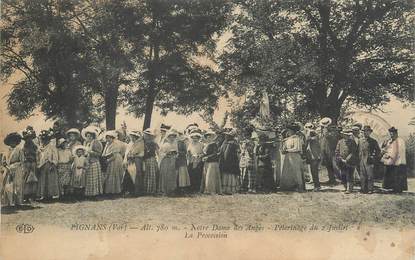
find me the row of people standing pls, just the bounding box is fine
[1,118,409,206]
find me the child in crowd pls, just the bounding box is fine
[71,145,88,198]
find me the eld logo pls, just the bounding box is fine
[16,224,35,234]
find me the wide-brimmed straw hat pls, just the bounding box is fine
[189,132,202,139]
[143,128,156,136]
[341,129,353,136]
[104,130,118,139]
[72,145,87,156]
[304,123,314,129]
[66,128,81,136]
[319,117,332,127]
[57,138,67,147]
[81,126,100,140]
[128,130,142,138]
[165,130,178,138]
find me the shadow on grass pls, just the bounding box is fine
[1,205,43,215]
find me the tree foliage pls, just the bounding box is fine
[120,0,232,129]
[221,0,415,127]
[1,0,101,127]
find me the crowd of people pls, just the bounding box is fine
[0,117,409,207]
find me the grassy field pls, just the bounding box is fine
[2,179,414,231]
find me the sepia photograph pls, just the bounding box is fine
[1,0,414,259]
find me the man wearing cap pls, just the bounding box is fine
[381,127,408,193]
[335,129,359,193]
[358,126,381,194]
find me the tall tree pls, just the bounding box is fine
[70,0,144,130]
[1,0,101,127]
[221,0,414,124]
[122,0,232,130]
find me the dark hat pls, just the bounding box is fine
[353,123,363,130]
[363,125,373,132]
[22,128,36,139]
[160,123,171,131]
[4,132,22,146]
[258,133,268,140]
[388,126,398,133]
[286,123,300,132]
[39,129,54,141]
[185,123,199,130]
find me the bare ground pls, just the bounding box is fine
[1,179,414,231]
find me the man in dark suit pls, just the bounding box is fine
[305,130,321,191]
[358,125,381,193]
[335,129,359,194]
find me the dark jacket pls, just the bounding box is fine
[219,140,240,175]
[305,136,321,163]
[359,136,381,165]
[335,137,359,168]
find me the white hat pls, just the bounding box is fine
[57,138,66,147]
[143,128,156,136]
[66,128,80,136]
[319,117,332,127]
[351,126,360,131]
[72,145,87,156]
[166,130,178,138]
[224,128,237,136]
[128,130,142,138]
[204,131,217,139]
[304,123,314,129]
[81,126,100,140]
[189,132,202,139]
[104,130,118,139]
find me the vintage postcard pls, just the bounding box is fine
[1,0,414,259]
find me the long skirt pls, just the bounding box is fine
[158,156,178,194]
[24,162,38,197]
[258,166,275,192]
[178,166,191,188]
[143,157,158,194]
[222,172,240,194]
[104,154,124,194]
[37,162,60,198]
[1,172,15,206]
[57,163,72,195]
[134,158,144,194]
[188,161,203,192]
[241,167,255,191]
[200,162,222,194]
[85,160,103,196]
[383,165,408,192]
[280,153,305,192]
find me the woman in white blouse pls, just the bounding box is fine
[279,124,306,192]
[381,127,407,193]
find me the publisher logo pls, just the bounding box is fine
[16,224,35,234]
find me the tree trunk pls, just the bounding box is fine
[142,39,160,130]
[105,85,118,130]
[143,90,156,130]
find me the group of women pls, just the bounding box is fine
[0,117,409,207]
